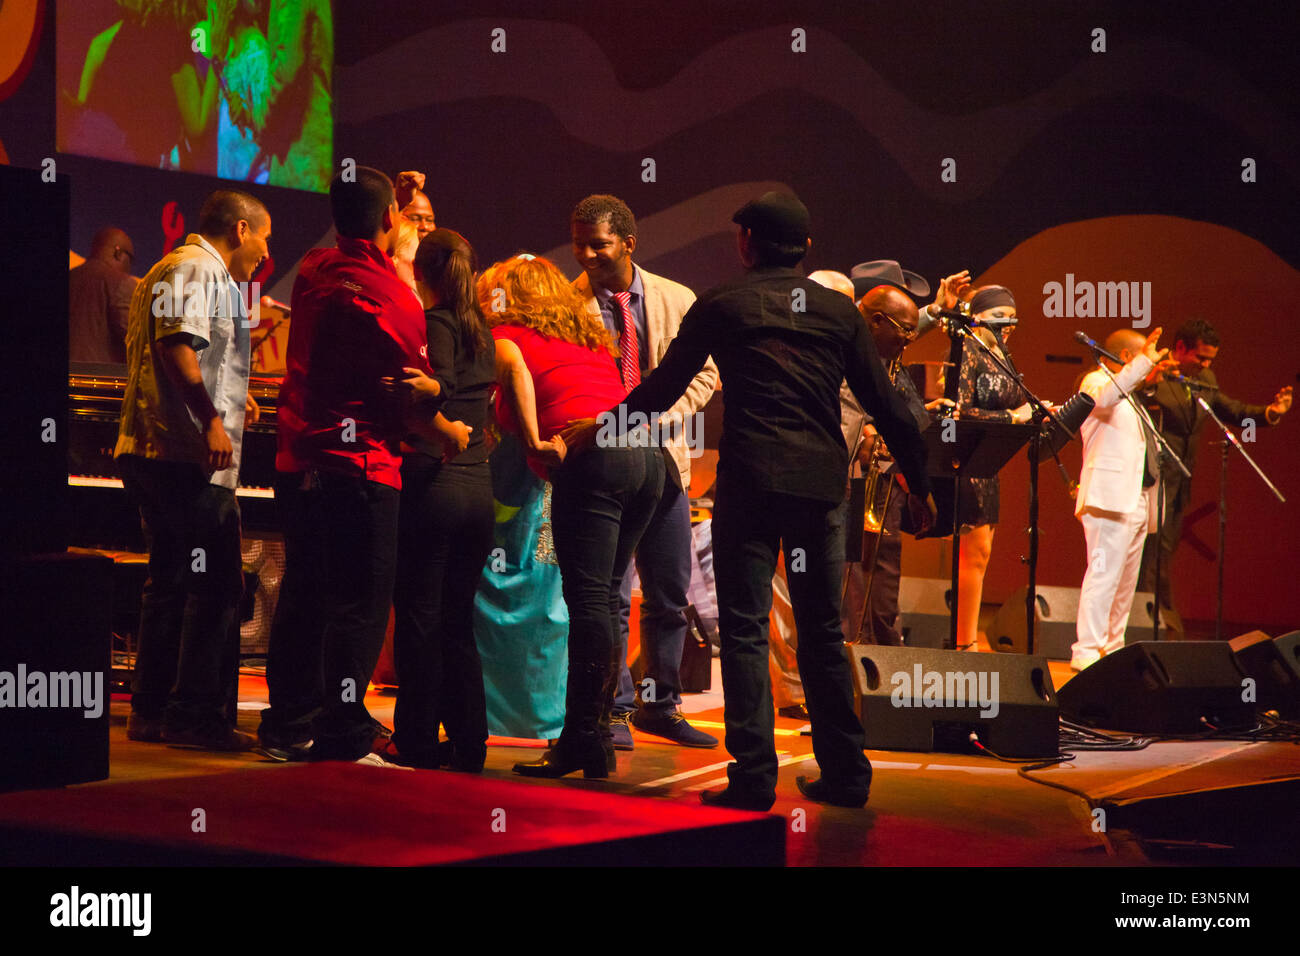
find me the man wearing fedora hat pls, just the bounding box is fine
[566,191,935,809]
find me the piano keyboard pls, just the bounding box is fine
[68,475,276,499]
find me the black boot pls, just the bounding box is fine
[514,661,610,779]
[512,740,610,779]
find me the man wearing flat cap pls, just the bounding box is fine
[566,191,935,810]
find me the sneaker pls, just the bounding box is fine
[355,752,414,770]
[163,725,257,752]
[127,713,163,743]
[632,711,719,748]
[256,735,313,762]
[609,712,635,751]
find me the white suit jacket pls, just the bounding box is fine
[574,266,719,492]
[1075,353,1159,530]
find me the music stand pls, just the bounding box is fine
[924,420,1036,650]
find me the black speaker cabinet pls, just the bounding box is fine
[845,644,1059,758]
[1124,592,1185,643]
[0,164,70,562]
[1230,630,1300,719]
[990,587,1181,659]
[1,552,113,790]
[989,585,1080,659]
[897,577,954,649]
[1057,641,1255,734]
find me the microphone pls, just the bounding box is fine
[1074,330,1123,365]
[1169,373,1218,391]
[260,295,291,315]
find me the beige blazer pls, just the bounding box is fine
[574,266,719,492]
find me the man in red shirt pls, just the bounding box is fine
[258,166,442,765]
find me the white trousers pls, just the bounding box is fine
[1072,494,1149,665]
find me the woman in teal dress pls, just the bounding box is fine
[474,427,568,741]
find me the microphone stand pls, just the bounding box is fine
[949,323,1067,654]
[1194,396,1286,639]
[1090,359,1190,643]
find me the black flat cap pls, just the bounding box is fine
[732,191,810,244]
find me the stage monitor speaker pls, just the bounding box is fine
[0,552,112,790]
[0,165,70,562]
[845,644,1059,758]
[989,585,1079,659]
[1124,592,1185,643]
[898,577,953,649]
[1057,641,1255,734]
[990,587,1183,658]
[1230,630,1300,719]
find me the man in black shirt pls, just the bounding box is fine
[567,192,934,809]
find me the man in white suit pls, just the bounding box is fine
[1071,326,1174,672]
[571,194,721,747]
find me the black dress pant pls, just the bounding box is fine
[392,457,494,767]
[260,470,400,761]
[1138,466,1187,613]
[712,475,871,801]
[119,455,243,733]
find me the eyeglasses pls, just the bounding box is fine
[403,214,436,225]
[878,312,917,340]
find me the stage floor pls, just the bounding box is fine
[5,653,1298,867]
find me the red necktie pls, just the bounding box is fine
[613,291,640,390]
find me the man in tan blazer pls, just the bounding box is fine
[1071,326,1171,672]
[571,194,720,748]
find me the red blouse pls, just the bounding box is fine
[492,324,627,475]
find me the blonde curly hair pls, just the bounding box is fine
[477,255,616,356]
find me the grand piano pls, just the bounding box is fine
[67,363,283,551]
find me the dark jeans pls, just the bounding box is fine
[549,444,664,753]
[119,455,243,732]
[392,458,494,766]
[259,470,400,761]
[711,475,871,800]
[841,474,905,645]
[614,479,693,717]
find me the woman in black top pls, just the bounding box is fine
[945,285,1035,650]
[389,229,499,771]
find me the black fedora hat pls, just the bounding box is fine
[850,260,931,299]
